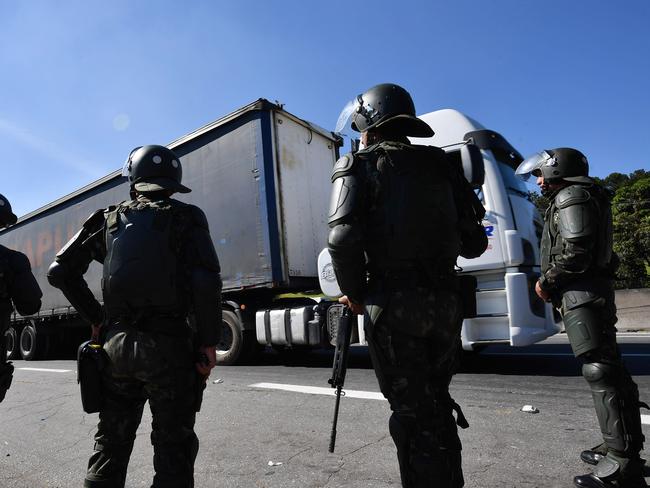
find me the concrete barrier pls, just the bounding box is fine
[615,288,650,331]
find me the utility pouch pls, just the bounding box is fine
[0,362,14,403]
[77,340,108,414]
[458,275,478,318]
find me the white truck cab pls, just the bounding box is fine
[412,109,560,350]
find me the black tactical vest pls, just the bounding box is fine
[102,199,190,319]
[363,142,461,279]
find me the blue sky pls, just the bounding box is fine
[1,0,648,217]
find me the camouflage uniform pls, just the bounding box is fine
[329,140,468,488]
[48,194,221,488]
[0,245,42,401]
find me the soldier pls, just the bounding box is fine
[329,83,484,488]
[516,148,648,488]
[47,145,222,488]
[0,193,42,402]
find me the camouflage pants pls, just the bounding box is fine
[84,324,199,488]
[365,287,465,488]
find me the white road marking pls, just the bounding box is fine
[642,415,650,426]
[18,367,72,373]
[249,382,386,401]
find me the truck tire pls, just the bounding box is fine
[5,327,19,360]
[19,322,49,361]
[216,310,244,365]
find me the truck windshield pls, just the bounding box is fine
[497,161,530,200]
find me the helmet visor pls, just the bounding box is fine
[121,159,130,178]
[515,151,554,180]
[334,98,360,135]
[121,146,142,178]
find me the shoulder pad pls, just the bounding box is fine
[555,185,590,209]
[557,191,596,239]
[331,153,358,182]
[82,208,108,231]
[8,249,32,273]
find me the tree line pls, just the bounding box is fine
[530,169,650,290]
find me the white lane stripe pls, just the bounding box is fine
[18,367,72,373]
[251,384,650,422]
[250,382,386,401]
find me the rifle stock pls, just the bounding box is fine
[328,306,352,453]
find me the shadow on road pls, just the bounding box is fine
[460,342,650,377]
[246,341,650,378]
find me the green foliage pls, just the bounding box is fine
[530,191,550,215]
[611,170,650,289]
[530,169,649,289]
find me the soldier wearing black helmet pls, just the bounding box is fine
[329,83,485,487]
[0,194,42,402]
[48,145,222,488]
[516,148,648,488]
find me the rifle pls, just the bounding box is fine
[327,305,353,453]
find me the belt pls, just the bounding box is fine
[369,269,456,291]
[107,313,190,337]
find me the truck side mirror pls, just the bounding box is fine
[460,143,485,188]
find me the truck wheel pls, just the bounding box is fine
[215,310,244,365]
[5,327,19,360]
[19,323,49,361]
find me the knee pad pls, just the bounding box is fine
[582,361,615,386]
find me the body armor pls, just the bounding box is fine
[539,181,647,483]
[540,182,615,294]
[103,199,191,319]
[362,142,461,278]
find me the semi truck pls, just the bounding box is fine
[0,99,559,363]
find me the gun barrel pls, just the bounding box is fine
[329,385,343,453]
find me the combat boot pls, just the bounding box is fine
[574,456,648,488]
[582,443,608,466]
[574,473,648,488]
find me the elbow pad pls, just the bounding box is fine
[47,261,68,289]
[328,223,363,251]
[56,208,105,262]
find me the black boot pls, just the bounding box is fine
[581,451,607,466]
[574,456,648,488]
[574,473,648,488]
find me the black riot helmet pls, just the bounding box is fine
[122,145,191,194]
[347,83,434,138]
[516,147,590,183]
[0,193,18,228]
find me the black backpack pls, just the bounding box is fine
[102,200,190,318]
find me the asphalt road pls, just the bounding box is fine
[1,333,650,488]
